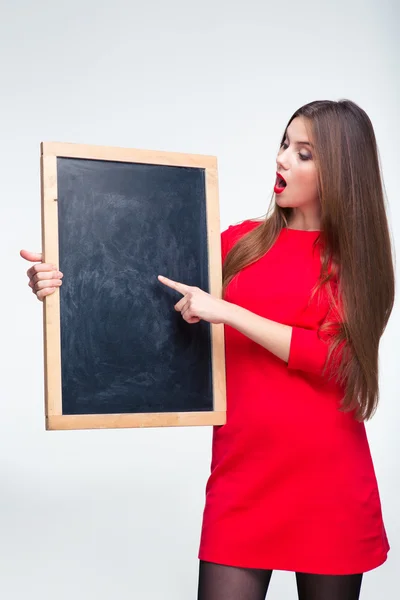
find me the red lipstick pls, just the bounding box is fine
[274,171,287,195]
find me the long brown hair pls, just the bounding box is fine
[223,99,395,421]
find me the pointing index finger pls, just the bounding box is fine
[158,275,190,295]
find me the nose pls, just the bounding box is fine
[276,149,289,172]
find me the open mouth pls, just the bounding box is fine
[274,172,287,194]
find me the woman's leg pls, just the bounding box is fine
[197,560,273,600]
[295,572,363,600]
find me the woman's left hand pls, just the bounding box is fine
[158,275,229,325]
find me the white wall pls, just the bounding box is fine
[1,1,398,598]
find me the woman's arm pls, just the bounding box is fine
[223,302,292,363]
[158,276,342,377]
[224,300,343,376]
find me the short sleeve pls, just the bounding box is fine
[288,327,331,374]
[287,286,345,377]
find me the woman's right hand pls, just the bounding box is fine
[20,250,64,302]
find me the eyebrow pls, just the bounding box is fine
[286,133,314,148]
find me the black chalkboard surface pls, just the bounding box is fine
[40,142,226,430]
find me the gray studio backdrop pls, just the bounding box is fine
[1,1,399,598]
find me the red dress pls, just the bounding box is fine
[198,219,389,575]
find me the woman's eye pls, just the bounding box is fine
[280,141,311,161]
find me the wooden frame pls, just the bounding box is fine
[40,141,226,430]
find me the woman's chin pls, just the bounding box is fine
[275,193,290,206]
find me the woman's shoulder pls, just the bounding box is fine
[221,218,263,242]
[221,218,263,261]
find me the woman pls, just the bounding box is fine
[21,99,395,600]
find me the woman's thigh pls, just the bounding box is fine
[295,572,363,600]
[197,560,273,600]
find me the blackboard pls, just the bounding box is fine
[40,142,226,430]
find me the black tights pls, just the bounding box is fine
[197,561,363,600]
